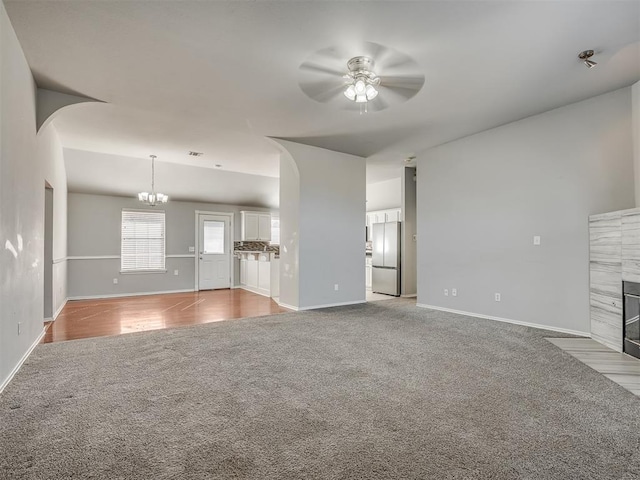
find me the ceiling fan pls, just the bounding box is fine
[298,42,425,113]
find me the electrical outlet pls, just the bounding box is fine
[495,293,501,302]
[113,278,118,285]
[444,289,449,296]
[18,322,21,335]
[334,284,339,291]
[533,236,541,246]
[452,288,457,297]
[174,269,179,276]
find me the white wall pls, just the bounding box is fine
[366,177,401,212]
[275,140,366,310]
[67,192,270,298]
[417,87,634,334]
[0,4,67,390]
[633,81,640,206]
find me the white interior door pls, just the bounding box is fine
[198,214,230,290]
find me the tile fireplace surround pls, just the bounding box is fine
[589,208,640,354]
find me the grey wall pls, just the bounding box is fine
[633,81,640,206]
[275,140,366,310]
[417,87,634,334]
[401,167,417,296]
[366,177,401,212]
[67,192,270,298]
[0,4,67,390]
[278,153,300,308]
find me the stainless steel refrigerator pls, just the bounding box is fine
[372,221,401,296]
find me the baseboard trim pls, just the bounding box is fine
[401,294,417,298]
[416,304,590,337]
[68,289,194,301]
[277,301,299,311]
[0,328,46,394]
[53,298,68,320]
[239,285,271,298]
[299,300,367,311]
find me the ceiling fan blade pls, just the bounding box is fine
[299,61,345,77]
[377,83,422,102]
[379,75,425,93]
[368,95,390,112]
[299,80,346,103]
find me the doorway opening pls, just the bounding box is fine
[195,211,233,291]
[44,183,53,319]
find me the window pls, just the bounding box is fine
[203,220,225,254]
[121,210,166,272]
[271,215,280,245]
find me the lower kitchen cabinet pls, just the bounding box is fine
[365,257,372,289]
[238,252,277,298]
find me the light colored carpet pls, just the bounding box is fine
[2,299,640,479]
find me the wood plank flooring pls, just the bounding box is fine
[43,289,290,344]
[547,337,640,396]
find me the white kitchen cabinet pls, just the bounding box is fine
[237,251,277,297]
[258,261,271,291]
[246,260,259,289]
[241,211,271,241]
[385,209,401,222]
[366,208,401,241]
[240,259,248,286]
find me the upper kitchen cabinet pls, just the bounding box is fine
[241,211,271,242]
[366,208,401,241]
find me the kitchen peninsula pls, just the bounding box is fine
[235,241,279,298]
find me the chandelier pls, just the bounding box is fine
[343,56,380,103]
[138,155,168,206]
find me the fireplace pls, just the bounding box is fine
[623,281,640,359]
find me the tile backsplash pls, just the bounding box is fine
[234,241,279,254]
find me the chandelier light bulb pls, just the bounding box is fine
[355,79,366,94]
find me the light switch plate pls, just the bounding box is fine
[533,236,541,246]
[189,246,195,253]
[444,289,449,296]
[452,288,457,297]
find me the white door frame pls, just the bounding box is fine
[194,211,234,291]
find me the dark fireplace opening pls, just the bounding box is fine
[623,281,640,359]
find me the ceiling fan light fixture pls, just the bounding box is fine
[344,85,356,101]
[343,56,380,105]
[138,155,168,207]
[365,84,378,100]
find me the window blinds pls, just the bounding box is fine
[121,210,166,272]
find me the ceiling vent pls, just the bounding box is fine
[188,151,204,157]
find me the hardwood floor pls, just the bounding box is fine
[43,289,290,344]
[547,337,640,397]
